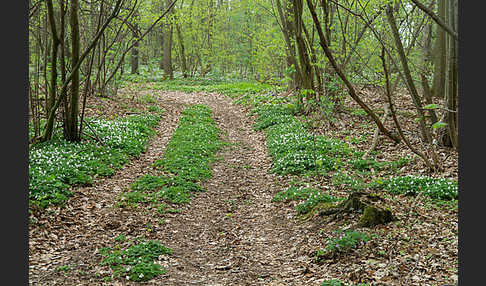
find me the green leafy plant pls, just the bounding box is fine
[348,158,385,172]
[122,105,222,208]
[253,104,352,175]
[273,186,342,214]
[321,280,344,286]
[159,105,223,180]
[55,265,72,272]
[100,239,172,282]
[331,172,366,191]
[147,77,284,101]
[374,175,458,200]
[29,114,161,209]
[316,230,371,260]
[321,281,371,286]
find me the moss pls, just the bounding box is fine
[301,201,338,220]
[341,196,366,212]
[358,205,395,227]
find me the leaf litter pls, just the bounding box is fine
[29,85,457,286]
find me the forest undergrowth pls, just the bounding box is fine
[29,75,458,286]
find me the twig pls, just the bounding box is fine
[363,103,390,159]
[82,119,105,146]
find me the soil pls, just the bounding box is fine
[29,87,458,286]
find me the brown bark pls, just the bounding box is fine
[275,0,303,92]
[306,0,400,144]
[45,0,61,122]
[131,23,140,74]
[386,5,430,144]
[40,0,124,143]
[175,22,188,78]
[65,0,80,142]
[162,0,174,79]
[291,0,314,91]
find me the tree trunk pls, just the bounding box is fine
[275,0,303,93]
[445,0,458,149]
[131,23,140,74]
[291,0,314,92]
[431,0,447,99]
[175,22,188,77]
[306,0,400,143]
[45,0,61,125]
[420,20,439,125]
[162,0,174,79]
[65,0,81,142]
[386,5,430,143]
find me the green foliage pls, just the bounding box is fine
[125,174,205,206]
[138,94,157,104]
[159,105,223,181]
[123,105,221,208]
[148,77,283,99]
[29,114,161,209]
[321,281,371,286]
[84,114,161,156]
[321,280,344,286]
[252,104,296,130]
[100,239,172,282]
[331,172,366,191]
[374,175,458,200]
[55,265,72,272]
[272,186,341,214]
[325,230,370,253]
[350,108,368,117]
[148,105,164,114]
[316,230,371,261]
[348,158,385,172]
[432,121,448,129]
[253,104,352,175]
[130,174,166,192]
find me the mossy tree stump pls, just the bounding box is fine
[317,191,396,227]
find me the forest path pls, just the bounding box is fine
[29,91,327,285]
[152,91,323,285]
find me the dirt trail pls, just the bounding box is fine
[153,92,323,285]
[29,91,328,285]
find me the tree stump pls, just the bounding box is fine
[318,191,396,227]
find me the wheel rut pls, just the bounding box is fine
[153,92,321,285]
[29,91,324,285]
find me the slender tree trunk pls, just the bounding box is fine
[65,0,80,142]
[420,20,439,125]
[431,0,447,99]
[275,0,303,93]
[60,0,69,138]
[45,0,61,125]
[175,22,188,77]
[291,0,314,92]
[445,0,458,149]
[306,0,400,143]
[131,22,140,74]
[386,5,430,143]
[162,0,174,78]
